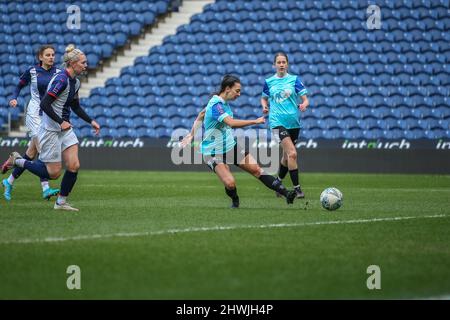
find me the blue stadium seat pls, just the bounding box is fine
[134,127,149,138]
[425,129,447,139]
[357,118,379,130]
[8,106,21,121]
[333,107,353,119]
[364,128,384,139]
[404,129,426,139]
[411,106,433,119]
[398,117,420,130]
[418,118,441,130]
[317,118,339,130]
[3,1,448,139]
[343,128,364,139]
[432,106,450,119]
[352,107,372,119]
[311,106,333,118]
[384,129,405,139]
[391,106,413,119]
[371,106,392,119]
[377,118,402,130]
[323,128,344,139]
[439,119,450,130]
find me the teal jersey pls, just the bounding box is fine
[262,73,308,129]
[200,95,236,155]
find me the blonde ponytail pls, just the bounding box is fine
[62,44,84,68]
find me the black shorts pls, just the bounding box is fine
[273,126,300,143]
[203,143,250,172]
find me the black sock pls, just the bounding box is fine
[60,170,78,197]
[289,169,299,188]
[278,164,288,180]
[259,175,288,197]
[225,187,239,201]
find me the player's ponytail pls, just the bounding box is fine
[62,44,84,68]
[212,74,241,96]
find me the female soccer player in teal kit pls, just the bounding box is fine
[182,75,296,208]
[261,52,309,198]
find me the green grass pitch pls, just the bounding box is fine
[0,170,449,299]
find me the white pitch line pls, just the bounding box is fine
[0,214,448,245]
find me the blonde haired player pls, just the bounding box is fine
[2,45,100,211]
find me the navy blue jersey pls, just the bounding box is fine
[13,65,61,102]
[43,69,81,131]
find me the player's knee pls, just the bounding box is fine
[52,172,61,180]
[47,161,62,179]
[26,150,37,160]
[224,179,236,190]
[68,161,80,172]
[251,166,263,178]
[49,170,61,180]
[287,150,297,161]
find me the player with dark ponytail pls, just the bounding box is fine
[182,75,296,208]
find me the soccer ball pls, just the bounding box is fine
[320,187,343,211]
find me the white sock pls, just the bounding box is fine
[7,174,15,185]
[15,159,26,168]
[57,195,67,204]
[41,181,49,192]
[294,185,300,189]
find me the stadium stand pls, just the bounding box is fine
[1,0,449,139]
[0,0,172,132]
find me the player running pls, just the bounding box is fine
[182,74,296,208]
[3,45,61,201]
[2,45,100,211]
[261,52,309,198]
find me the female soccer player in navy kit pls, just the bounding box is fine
[261,52,309,199]
[182,75,296,208]
[3,45,60,201]
[2,45,100,211]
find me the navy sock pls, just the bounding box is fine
[23,160,50,180]
[60,171,78,197]
[278,164,288,180]
[225,187,239,201]
[259,174,288,197]
[12,154,33,179]
[289,169,299,187]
